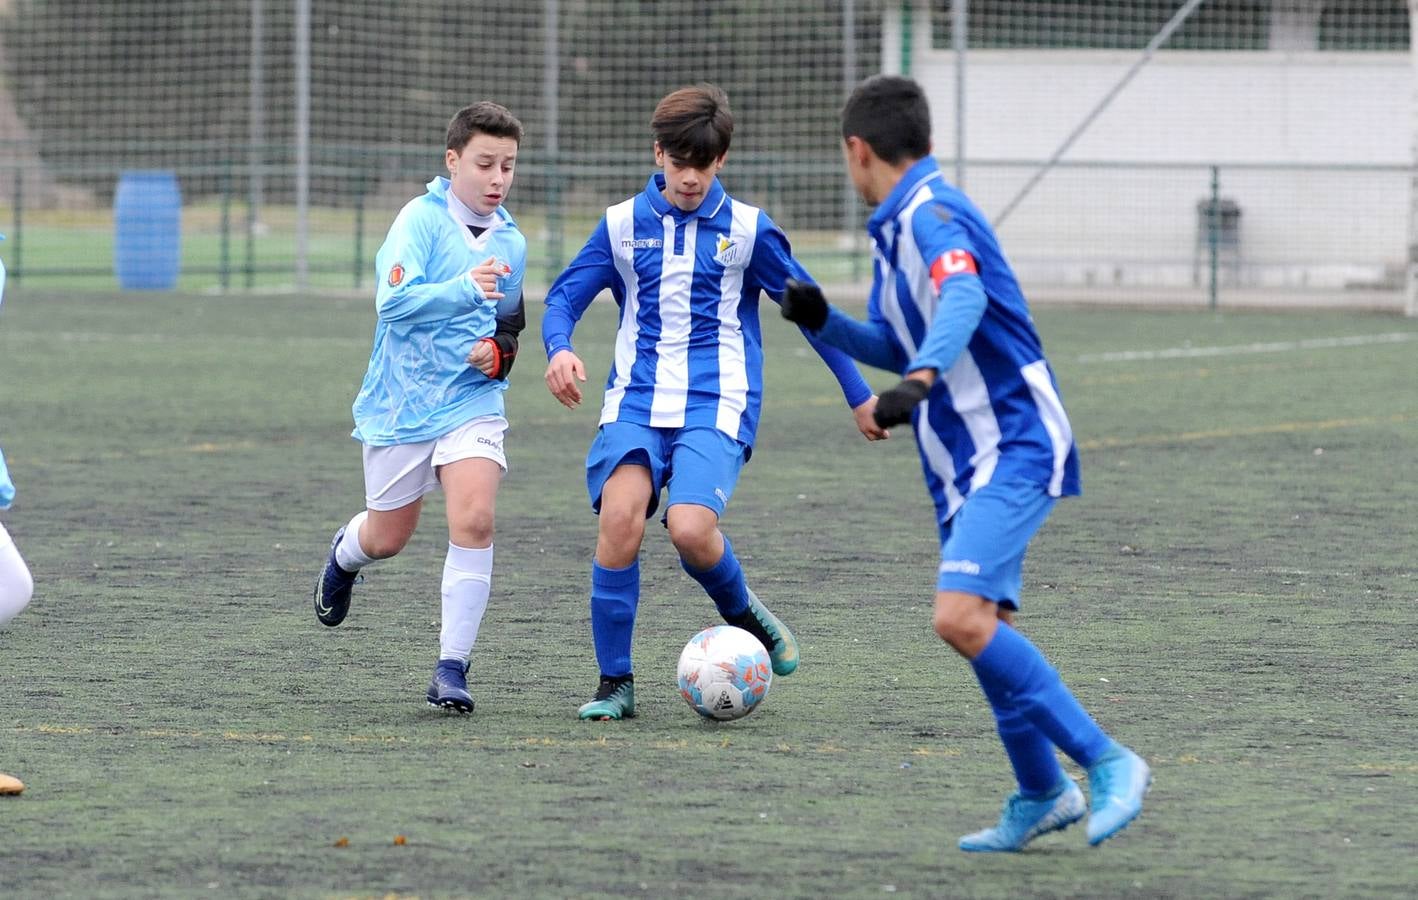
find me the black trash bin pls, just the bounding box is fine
[1193,197,1241,285]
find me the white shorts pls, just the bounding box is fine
[362,415,508,511]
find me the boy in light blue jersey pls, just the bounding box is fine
[543,85,886,721]
[313,102,528,714]
[782,76,1150,850]
[0,245,34,631]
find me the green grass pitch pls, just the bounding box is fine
[1,290,1415,897]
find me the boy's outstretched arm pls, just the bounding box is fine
[873,263,988,428]
[781,280,908,373]
[754,226,885,441]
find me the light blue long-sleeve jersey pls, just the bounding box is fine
[817,157,1081,523]
[352,177,527,446]
[0,248,12,508]
[541,174,871,448]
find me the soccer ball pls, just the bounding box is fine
[676,625,773,721]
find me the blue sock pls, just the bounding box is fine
[970,622,1114,769]
[974,670,1065,798]
[590,559,639,678]
[681,534,750,620]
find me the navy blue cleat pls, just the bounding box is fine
[426,659,475,713]
[313,526,359,627]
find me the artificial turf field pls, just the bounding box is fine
[1,289,1415,898]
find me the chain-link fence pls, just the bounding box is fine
[0,1,1412,311]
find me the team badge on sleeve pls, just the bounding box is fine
[930,249,978,291]
[388,262,405,287]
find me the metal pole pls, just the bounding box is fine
[543,0,562,284]
[899,0,913,77]
[220,159,232,291]
[1407,0,1418,316]
[354,175,365,289]
[1208,166,1219,311]
[844,0,861,281]
[249,0,264,235]
[294,0,311,291]
[994,0,1209,227]
[10,169,20,286]
[952,0,967,188]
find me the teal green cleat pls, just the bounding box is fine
[958,778,1086,852]
[577,675,636,720]
[1086,744,1152,846]
[728,589,799,676]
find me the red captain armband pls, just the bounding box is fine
[929,249,978,292]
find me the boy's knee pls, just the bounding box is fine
[665,508,719,563]
[451,509,495,548]
[596,508,646,567]
[360,530,409,560]
[931,593,996,653]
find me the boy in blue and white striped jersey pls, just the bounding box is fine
[782,75,1149,851]
[543,84,885,721]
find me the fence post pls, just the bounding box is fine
[1208,165,1220,311]
[245,169,257,289]
[353,168,367,289]
[220,160,232,291]
[10,169,20,286]
[543,0,563,284]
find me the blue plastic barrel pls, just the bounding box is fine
[114,170,182,290]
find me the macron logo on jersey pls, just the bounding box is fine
[929,249,978,292]
[622,238,663,249]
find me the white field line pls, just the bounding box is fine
[1076,331,1418,364]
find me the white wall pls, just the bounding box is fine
[902,46,1411,289]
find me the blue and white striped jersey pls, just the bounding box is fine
[351,177,527,446]
[856,157,1080,521]
[542,174,870,447]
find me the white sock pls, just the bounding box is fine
[0,525,34,627]
[334,511,376,571]
[439,542,493,665]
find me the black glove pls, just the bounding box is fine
[781,279,830,332]
[480,331,518,380]
[873,378,931,428]
[483,296,526,380]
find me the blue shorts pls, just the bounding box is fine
[586,422,748,519]
[936,477,1057,610]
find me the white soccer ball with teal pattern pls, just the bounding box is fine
[676,625,773,721]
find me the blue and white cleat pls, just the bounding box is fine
[313,526,359,627]
[1086,744,1152,846]
[958,778,1086,852]
[426,659,475,714]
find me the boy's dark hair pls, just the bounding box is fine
[447,101,524,152]
[841,75,931,165]
[651,85,733,169]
